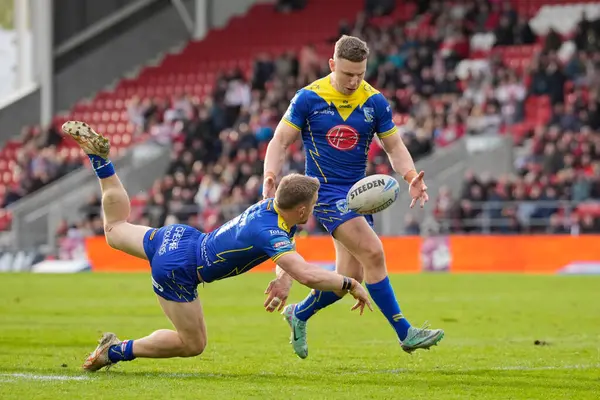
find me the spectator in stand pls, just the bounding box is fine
[414,0,431,16]
[365,0,396,17]
[500,0,517,26]
[223,70,251,127]
[436,70,461,96]
[251,53,275,91]
[274,51,299,80]
[495,69,526,125]
[528,54,567,105]
[573,12,600,52]
[543,28,563,53]
[403,214,421,235]
[565,50,593,86]
[494,15,515,46]
[513,14,535,45]
[298,44,321,80]
[546,59,567,104]
[463,70,490,105]
[547,213,569,234]
[433,185,455,222]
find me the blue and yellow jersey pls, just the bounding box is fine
[283,75,397,185]
[197,199,297,283]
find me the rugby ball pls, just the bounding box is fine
[346,174,400,215]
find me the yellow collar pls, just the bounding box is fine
[273,201,291,232]
[304,75,379,121]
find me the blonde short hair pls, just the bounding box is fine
[334,35,370,62]
[275,174,320,210]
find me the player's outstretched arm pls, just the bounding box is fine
[380,132,418,182]
[275,252,373,314]
[262,121,301,198]
[380,133,429,208]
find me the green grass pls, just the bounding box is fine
[0,0,13,30]
[0,273,599,399]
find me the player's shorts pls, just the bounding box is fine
[143,224,203,303]
[313,183,374,235]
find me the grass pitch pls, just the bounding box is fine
[0,273,598,399]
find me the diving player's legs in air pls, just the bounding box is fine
[62,121,207,371]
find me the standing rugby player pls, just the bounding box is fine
[262,35,444,358]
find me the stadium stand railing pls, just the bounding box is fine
[431,199,597,234]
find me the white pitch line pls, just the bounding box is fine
[2,365,598,381]
[366,364,600,374]
[488,364,600,372]
[0,373,90,381]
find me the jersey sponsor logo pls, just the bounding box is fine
[326,125,359,151]
[348,178,386,201]
[338,100,352,109]
[269,229,286,236]
[270,237,293,252]
[158,225,186,256]
[314,108,335,116]
[152,277,164,292]
[363,107,374,123]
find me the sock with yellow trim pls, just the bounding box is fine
[107,340,136,363]
[293,290,341,322]
[366,276,411,340]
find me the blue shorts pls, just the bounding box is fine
[143,224,203,303]
[313,183,373,235]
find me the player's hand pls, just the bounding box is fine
[409,170,429,209]
[262,175,276,200]
[348,280,373,316]
[264,275,292,312]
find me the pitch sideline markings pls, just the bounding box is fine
[1,364,598,382]
[0,373,90,382]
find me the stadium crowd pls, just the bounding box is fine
[2,0,600,257]
[431,7,600,234]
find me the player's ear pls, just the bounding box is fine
[329,58,335,72]
[298,204,306,219]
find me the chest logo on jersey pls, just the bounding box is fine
[363,107,374,123]
[326,125,359,151]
